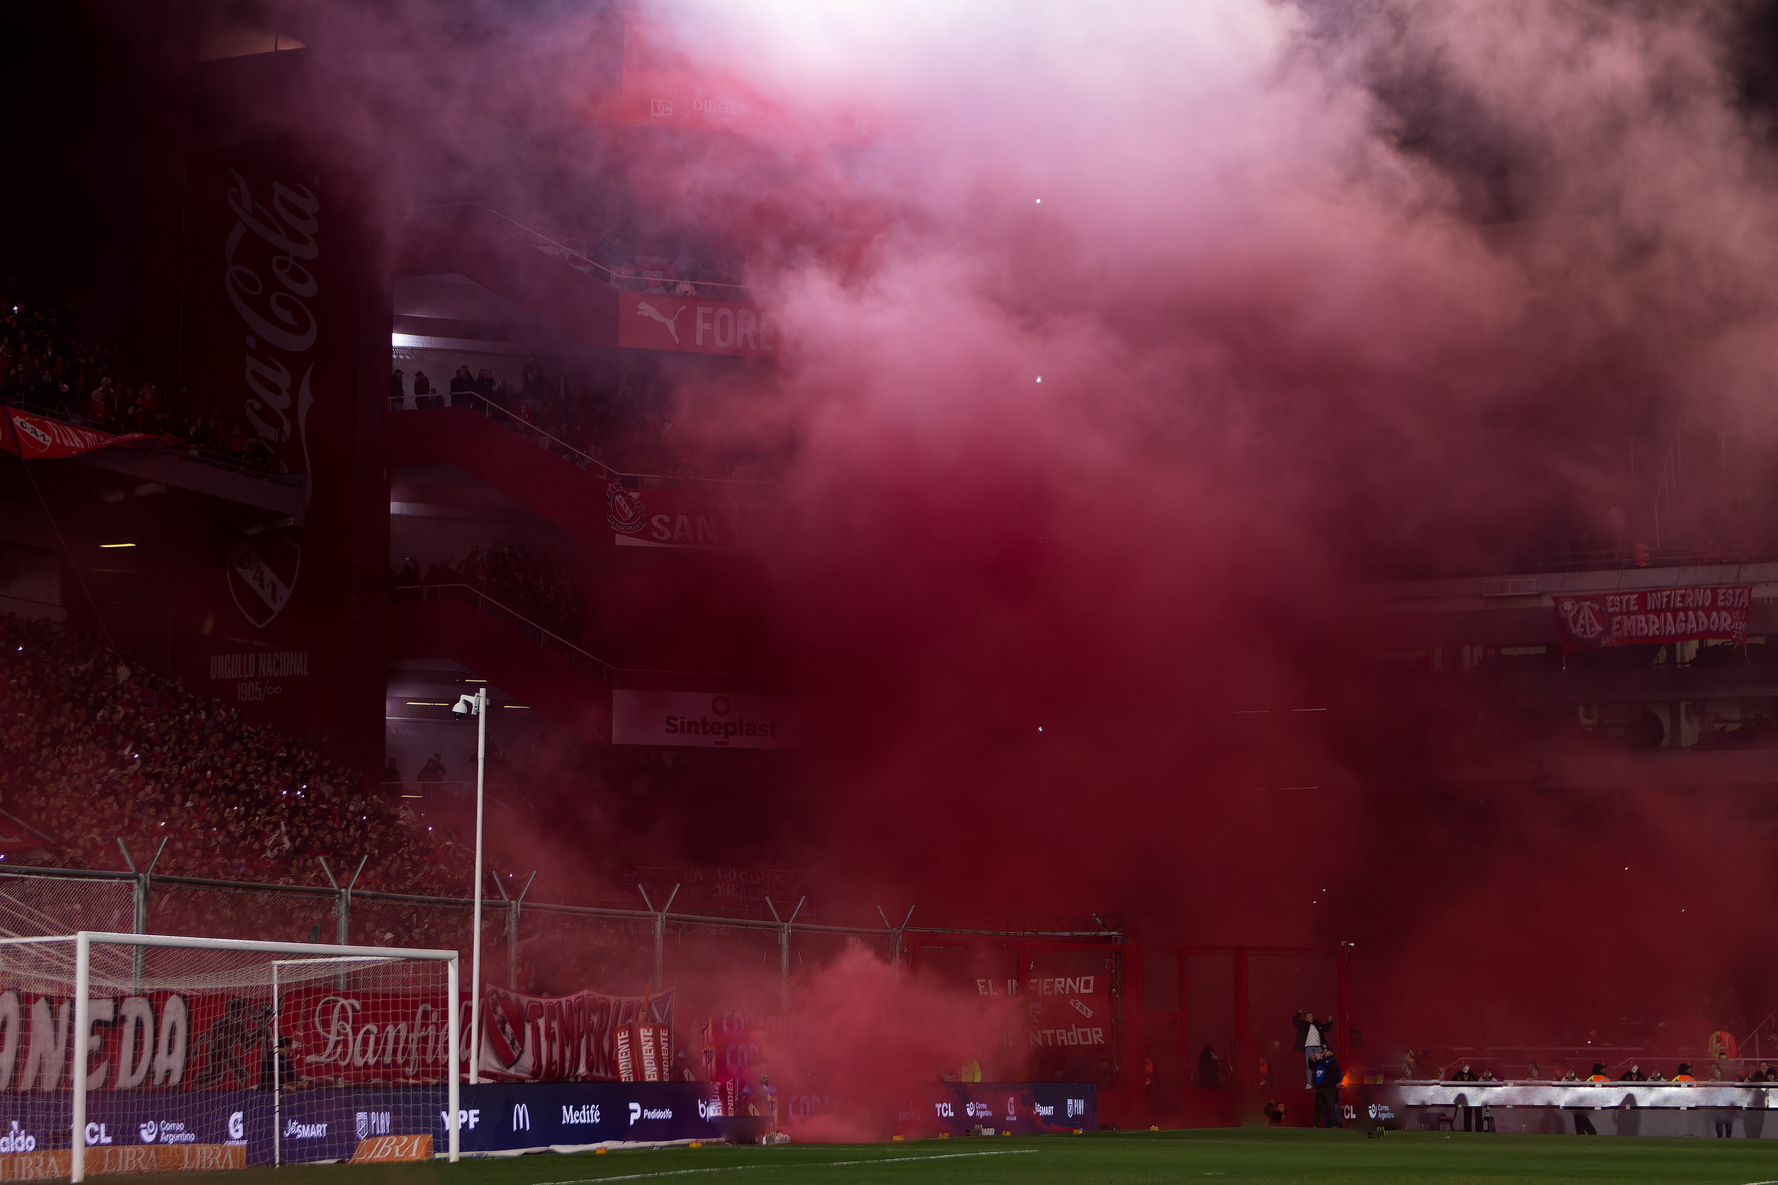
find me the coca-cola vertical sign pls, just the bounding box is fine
[176,144,368,737]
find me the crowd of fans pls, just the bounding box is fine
[0,612,467,893]
[390,354,777,479]
[390,539,590,643]
[0,287,271,470]
[393,355,688,474]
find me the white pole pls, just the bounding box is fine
[71,933,90,1184]
[272,962,281,1168]
[446,953,461,1163]
[469,686,486,1086]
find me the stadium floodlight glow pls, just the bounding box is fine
[453,686,488,1083]
[0,931,462,1181]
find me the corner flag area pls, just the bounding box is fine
[110,1130,1778,1185]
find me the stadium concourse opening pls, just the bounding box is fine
[11,0,1778,1169]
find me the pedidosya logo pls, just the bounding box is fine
[629,1104,672,1126]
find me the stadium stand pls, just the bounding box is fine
[0,288,272,471]
[390,540,589,647]
[0,611,465,890]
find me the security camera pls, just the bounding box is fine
[451,693,479,720]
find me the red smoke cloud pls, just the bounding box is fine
[148,0,1778,1094]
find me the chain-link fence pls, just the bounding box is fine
[0,867,1118,1017]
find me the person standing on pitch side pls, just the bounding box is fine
[1312,1048,1343,1128]
[1293,1010,1325,1088]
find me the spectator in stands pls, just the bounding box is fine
[1621,1063,1646,1082]
[1558,1066,1581,1082]
[1586,1063,1609,1082]
[1479,1067,1499,1082]
[1646,1066,1666,1081]
[413,370,435,407]
[1398,1051,1419,1080]
[1292,1010,1324,1087]
[383,758,404,793]
[521,356,544,402]
[1523,1061,1544,1081]
[475,368,496,400]
[389,369,405,410]
[1450,1063,1479,1082]
[449,365,474,406]
[88,377,115,424]
[1750,1061,1776,1083]
[1197,1043,1224,1090]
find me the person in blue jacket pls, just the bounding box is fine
[1312,1048,1344,1128]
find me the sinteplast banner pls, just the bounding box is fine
[611,691,793,749]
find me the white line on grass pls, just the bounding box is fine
[531,1148,1039,1185]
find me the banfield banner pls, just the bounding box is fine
[1554,585,1751,653]
[616,291,779,358]
[612,691,793,749]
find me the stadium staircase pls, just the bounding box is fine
[398,204,622,349]
[385,584,751,739]
[386,406,630,551]
[386,588,613,738]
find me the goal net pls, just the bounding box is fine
[0,932,459,1180]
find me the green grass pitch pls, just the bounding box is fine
[124,1129,1778,1185]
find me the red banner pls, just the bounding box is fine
[0,411,154,459]
[1555,585,1752,653]
[477,986,675,1082]
[605,482,766,550]
[0,986,451,1093]
[615,292,779,358]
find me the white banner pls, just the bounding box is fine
[611,691,793,749]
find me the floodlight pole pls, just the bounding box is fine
[469,686,487,1084]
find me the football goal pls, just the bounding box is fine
[0,931,460,1180]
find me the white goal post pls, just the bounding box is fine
[0,931,460,1181]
